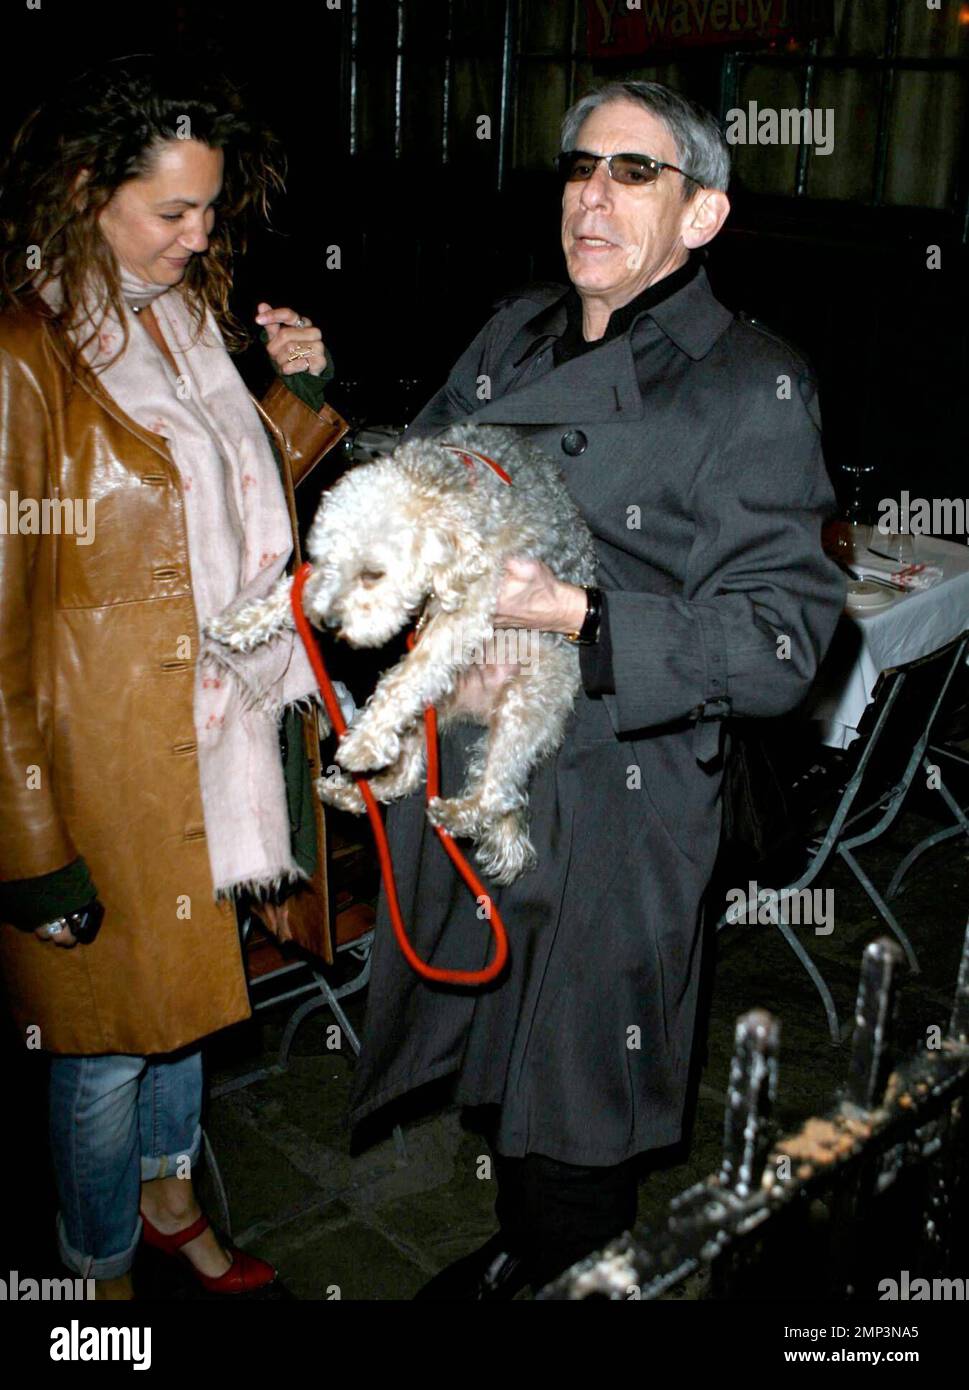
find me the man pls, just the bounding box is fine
[347,81,844,1297]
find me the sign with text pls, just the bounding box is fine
[586,0,834,56]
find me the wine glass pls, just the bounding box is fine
[870,529,917,567]
[836,460,876,561]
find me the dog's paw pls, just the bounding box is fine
[337,723,401,773]
[204,613,252,650]
[315,771,366,815]
[426,794,484,839]
[204,580,295,652]
[474,819,538,885]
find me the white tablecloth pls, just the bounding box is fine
[810,536,969,749]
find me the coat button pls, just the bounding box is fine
[561,429,588,457]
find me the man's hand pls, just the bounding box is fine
[450,654,518,720]
[448,558,587,718]
[492,555,587,634]
[255,303,328,377]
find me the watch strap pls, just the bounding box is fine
[565,586,603,645]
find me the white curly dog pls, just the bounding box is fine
[205,423,597,884]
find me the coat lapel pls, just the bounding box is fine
[469,266,732,427]
[473,331,645,425]
[43,321,178,471]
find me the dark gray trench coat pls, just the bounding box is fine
[347,265,845,1165]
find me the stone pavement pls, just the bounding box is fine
[194,792,969,1300]
[6,787,968,1301]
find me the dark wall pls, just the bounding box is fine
[2,0,966,527]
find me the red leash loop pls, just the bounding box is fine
[442,446,512,486]
[291,563,508,986]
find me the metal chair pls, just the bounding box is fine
[887,738,969,900]
[200,1129,234,1238]
[718,630,969,1044]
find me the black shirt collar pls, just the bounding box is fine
[553,253,701,366]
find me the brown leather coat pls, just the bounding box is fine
[0,302,345,1055]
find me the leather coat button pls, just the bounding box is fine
[561,429,588,457]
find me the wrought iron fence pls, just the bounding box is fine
[540,920,969,1300]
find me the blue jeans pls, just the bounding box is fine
[49,1048,203,1280]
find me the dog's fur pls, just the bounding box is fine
[205,424,597,884]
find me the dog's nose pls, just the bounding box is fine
[358,569,385,589]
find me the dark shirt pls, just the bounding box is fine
[555,255,702,697]
[553,253,700,369]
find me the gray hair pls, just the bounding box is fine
[560,81,730,200]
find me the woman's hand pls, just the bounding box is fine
[34,920,78,948]
[492,555,587,634]
[249,898,293,943]
[256,303,328,377]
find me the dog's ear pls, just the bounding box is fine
[423,523,488,611]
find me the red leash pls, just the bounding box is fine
[291,562,509,986]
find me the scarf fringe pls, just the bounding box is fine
[214,861,311,904]
[199,643,334,730]
[266,687,330,726]
[199,641,290,715]
[202,644,342,733]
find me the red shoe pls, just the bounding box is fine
[140,1210,277,1294]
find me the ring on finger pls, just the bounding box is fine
[39,921,65,939]
[286,345,312,362]
[293,316,307,329]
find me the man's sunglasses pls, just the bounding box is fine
[556,149,703,188]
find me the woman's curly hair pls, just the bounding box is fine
[0,53,285,375]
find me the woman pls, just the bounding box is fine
[0,57,342,1299]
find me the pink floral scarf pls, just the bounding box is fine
[43,270,321,899]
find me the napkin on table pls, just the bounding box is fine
[851,554,942,592]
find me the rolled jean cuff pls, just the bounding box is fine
[139,1121,202,1181]
[57,1211,141,1281]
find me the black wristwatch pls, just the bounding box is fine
[565,586,603,646]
